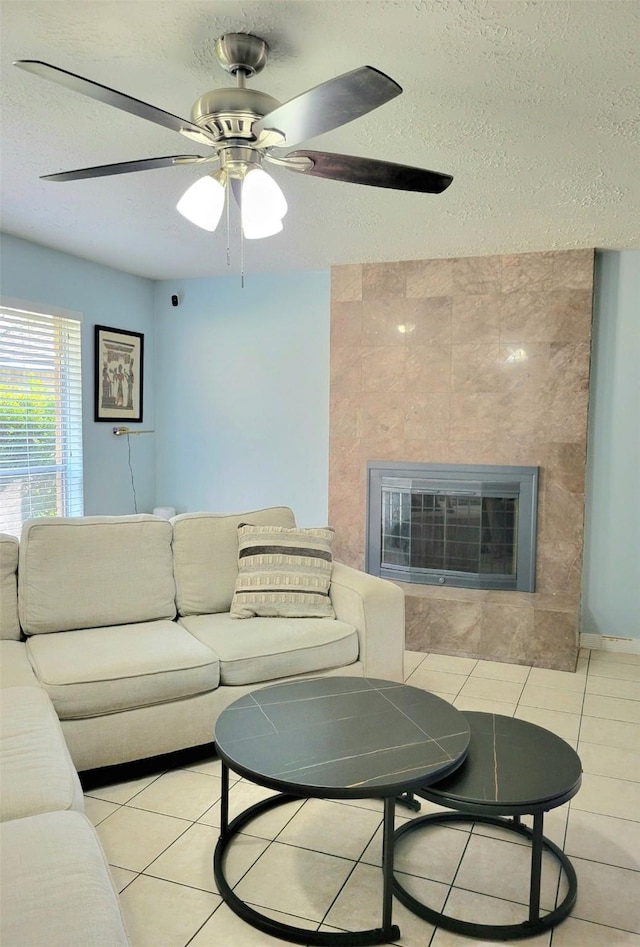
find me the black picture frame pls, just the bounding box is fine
[94,325,144,422]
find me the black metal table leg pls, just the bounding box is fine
[529,811,544,923]
[214,791,402,946]
[392,812,579,941]
[219,760,229,839]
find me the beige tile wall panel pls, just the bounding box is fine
[0,532,20,639]
[0,811,130,946]
[172,507,296,616]
[0,686,83,821]
[26,620,219,719]
[329,250,594,671]
[19,515,176,634]
[0,640,39,687]
[179,612,359,685]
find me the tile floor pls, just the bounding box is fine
[83,649,640,946]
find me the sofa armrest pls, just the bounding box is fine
[329,561,405,682]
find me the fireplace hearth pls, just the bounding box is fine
[367,462,539,592]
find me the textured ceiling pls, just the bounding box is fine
[1,0,639,280]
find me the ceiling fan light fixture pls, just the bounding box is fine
[241,167,287,239]
[177,172,225,231]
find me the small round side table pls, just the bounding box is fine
[393,712,582,941]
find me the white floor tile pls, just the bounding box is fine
[404,650,428,677]
[324,861,447,946]
[579,716,640,749]
[144,821,221,892]
[429,886,552,945]
[83,794,120,826]
[586,675,640,701]
[189,902,317,945]
[514,705,580,743]
[118,873,219,947]
[457,676,525,703]
[450,831,561,912]
[527,665,587,692]
[589,650,640,667]
[551,915,640,946]
[109,865,138,894]
[233,840,354,922]
[95,805,191,872]
[453,695,517,716]
[198,779,303,838]
[519,682,584,714]
[578,741,640,782]
[404,666,468,695]
[85,772,165,805]
[566,809,640,871]
[364,820,470,884]
[276,797,382,860]
[583,694,640,724]
[570,856,640,932]
[587,660,640,682]
[421,653,478,674]
[127,768,222,821]
[471,659,531,683]
[572,772,640,821]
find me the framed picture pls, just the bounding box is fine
[94,325,144,422]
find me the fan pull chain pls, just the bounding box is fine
[240,221,245,289]
[225,176,231,268]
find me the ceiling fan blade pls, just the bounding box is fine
[14,60,216,147]
[41,155,206,182]
[284,150,453,194]
[253,66,401,147]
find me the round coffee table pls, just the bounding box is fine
[213,676,470,946]
[393,712,582,940]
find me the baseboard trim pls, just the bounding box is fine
[580,633,640,654]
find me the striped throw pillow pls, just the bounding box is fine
[230,524,335,619]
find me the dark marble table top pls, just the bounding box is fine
[420,712,582,813]
[214,676,470,799]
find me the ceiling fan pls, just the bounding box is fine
[15,33,453,240]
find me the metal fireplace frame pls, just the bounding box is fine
[366,461,539,592]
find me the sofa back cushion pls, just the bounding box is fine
[172,507,296,616]
[19,515,176,635]
[0,534,20,640]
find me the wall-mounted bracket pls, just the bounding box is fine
[112,426,155,436]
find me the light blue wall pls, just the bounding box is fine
[582,250,640,639]
[153,270,331,526]
[4,235,638,641]
[0,233,156,515]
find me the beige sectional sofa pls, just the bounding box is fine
[0,507,404,946]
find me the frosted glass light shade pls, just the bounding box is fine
[177,174,225,231]
[241,168,287,239]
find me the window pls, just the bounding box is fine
[0,301,84,536]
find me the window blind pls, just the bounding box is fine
[0,304,84,536]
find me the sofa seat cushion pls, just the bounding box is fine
[0,686,83,821]
[26,621,220,720]
[179,612,359,686]
[0,810,130,946]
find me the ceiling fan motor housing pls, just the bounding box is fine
[190,87,280,143]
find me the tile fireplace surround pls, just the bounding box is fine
[329,250,595,672]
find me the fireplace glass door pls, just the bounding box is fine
[368,464,538,592]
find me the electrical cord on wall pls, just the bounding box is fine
[112,426,155,514]
[126,433,138,514]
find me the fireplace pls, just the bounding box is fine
[366,462,539,592]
